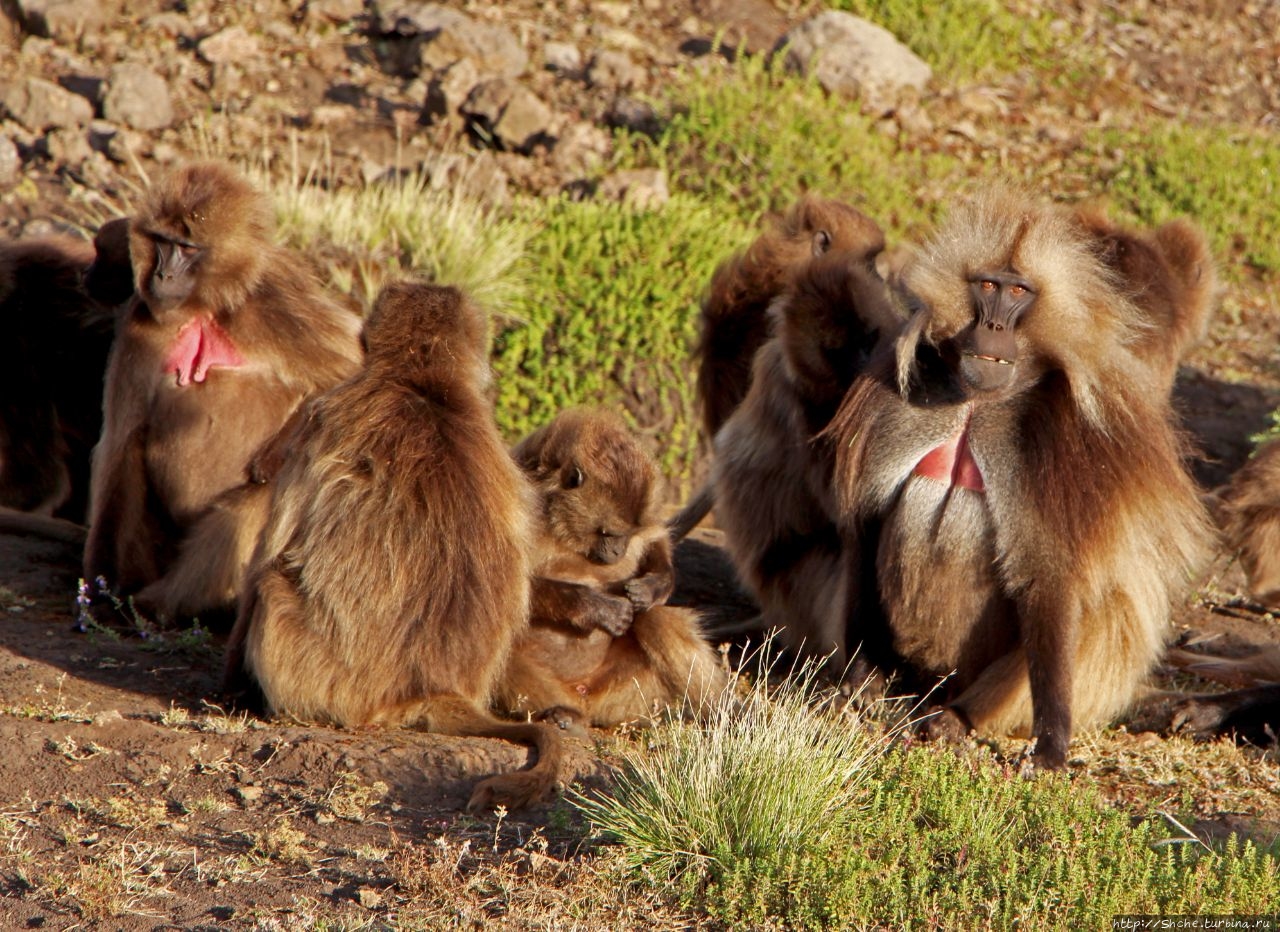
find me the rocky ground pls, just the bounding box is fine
[1,0,1280,927]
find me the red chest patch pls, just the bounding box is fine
[162,316,245,387]
[912,428,985,493]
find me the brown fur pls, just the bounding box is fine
[694,195,886,442]
[498,409,726,727]
[83,217,137,308]
[827,190,1213,766]
[1215,437,1280,605]
[84,161,362,609]
[704,237,900,674]
[1078,208,1217,388]
[0,233,114,521]
[230,281,569,811]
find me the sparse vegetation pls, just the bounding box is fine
[579,674,1280,929]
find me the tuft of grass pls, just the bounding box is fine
[494,194,755,480]
[578,666,1280,928]
[267,160,531,315]
[826,0,1063,80]
[1090,124,1280,277]
[573,657,899,886]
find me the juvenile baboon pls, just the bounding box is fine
[83,217,137,308]
[694,195,887,440]
[702,240,900,674]
[233,282,569,811]
[827,190,1213,767]
[84,161,361,603]
[671,196,889,539]
[0,232,114,521]
[1215,437,1280,606]
[1169,644,1280,745]
[498,409,726,728]
[1078,208,1217,387]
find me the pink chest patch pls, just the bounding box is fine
[913,428,985,493]
[162,316,245,387]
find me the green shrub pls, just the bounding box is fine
[492,195,754,479]
[615,54,951,233]
[581,685,1280,929]
[1088,124,1280,277]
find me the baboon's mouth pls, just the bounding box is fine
[963,352,1013,366]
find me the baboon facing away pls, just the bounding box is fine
[234,281,570,811]
[827,190,1213,767]
[698,227,901,675]
[0,232,114,521]
[498,409,726,728]
[692,195,887,442]
[84,161,361,604]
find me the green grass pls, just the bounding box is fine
[1088,124,1280,277]
[491,195,755,478]
[267,163,531,316]
[579,679,1280,929]
[826,0,1063,80]
[615,53,953,233]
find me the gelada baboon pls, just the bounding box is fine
[84,161,361,605]
[672,197,888,539]
[497,409,726,728]
[83,217,138,308]
[0,231,114,521]
[1078,208,1217,388]
[827,190,1213,767]
[690,226,900,676]
[1214,437,1280,606]
[1169,643,1280,745]
[233,282,569,811]
[694,195,887,441]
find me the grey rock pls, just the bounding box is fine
[544,41,582,75]
[587,50,644,91]
[102,63,174,131]
[375,1,466,35]
[551,121,610,176]
[493,85,554,153]
[0,134,19,186]
[422,57,479,124]
[691,0,788,56]
[143,12,195,39]
[198,26,261,64]
[43,125,91,165]
[419,19,527,81]
[307,0,365,24]
[377,3,527,80]
[461,78,512,128]
[13,0,118,43]
[780,11,931,112]
[605,95,661,136]
[599,168,669,209]
[2,78,93,132]
[462,79,555,153]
